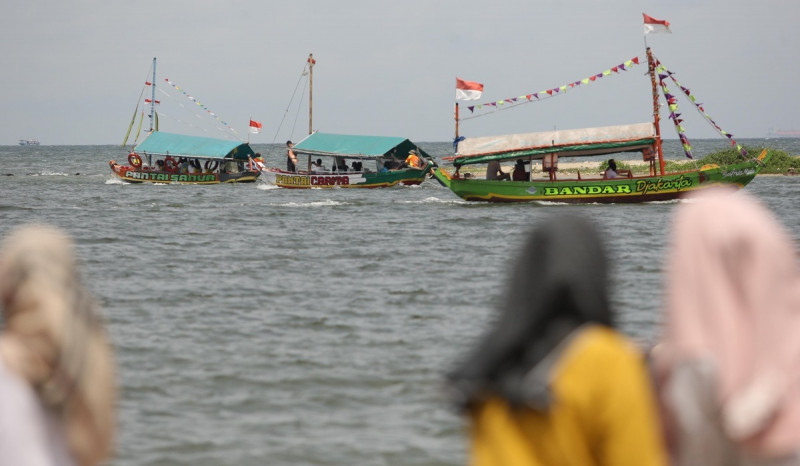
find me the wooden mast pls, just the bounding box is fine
[149,57,157,132]
[454,102,459,141]
[646,47,666,175]
[308,53,314,135]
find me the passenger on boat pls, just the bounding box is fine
[351,161,363,172]
[155,160,164,171]
[223,159,238,173]
[604,159,618,179]
[404,150,423,168]
[0,225,116,466]
[312,159,327,173]
[512,159,528,181]
[654,188,800,466]
[178,157,190,174]
[332,157,348,172]
[286,141,298,172]
[187,159,201,174]
[251,153,266,172]
[446,215,668,466]
[486,159,510,181]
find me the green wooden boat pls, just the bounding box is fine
[435,48,769,203]
[261,132,435,189]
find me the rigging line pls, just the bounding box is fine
[159,67,242,140]
[289,78,308,140]
[272,62,310,143]
[460,60,642,123]
[123,62,154,146]
[459,90,577,122]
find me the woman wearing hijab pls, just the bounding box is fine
[447,215,667,466]
[657,188,800,465]
[0,225,116,466]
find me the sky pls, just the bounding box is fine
[1,0,798,145]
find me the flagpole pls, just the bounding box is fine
[308,53,314,135]
[247,115,251,143]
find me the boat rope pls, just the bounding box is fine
[289,78,308,140]
[161,77,241,139]
[459,56,642,122]
[122,63,154,147]
[653,54,747,159]
[272,62,310,143]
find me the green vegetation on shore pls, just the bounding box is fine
[599,146,799,176]
[696,146,799,175]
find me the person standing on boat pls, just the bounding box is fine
[446,215,668,466]
[486,159,510,180]
[286,141,298,172]
[654,188,800,466]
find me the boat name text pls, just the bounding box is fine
[276,174,352,187]
[125,171,217,182]
[635,175,692,195]
[542,184,632,196]
[721,168,755,177]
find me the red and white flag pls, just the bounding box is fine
[249,119,262,134]
[455,78,484,101]
[643,13,671,34]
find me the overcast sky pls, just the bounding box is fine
[1,0,798,145]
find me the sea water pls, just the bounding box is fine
[0,139,798,465]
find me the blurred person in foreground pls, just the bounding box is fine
[446,215,667,466]
[0,225,116,466]
[655,188,800,465]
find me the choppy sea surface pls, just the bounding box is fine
[1,139,798,465]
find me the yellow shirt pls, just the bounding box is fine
[469,326,667,466]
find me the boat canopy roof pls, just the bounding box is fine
[292,132,432,160]
[447,122,656,166]
[134,131,255,160]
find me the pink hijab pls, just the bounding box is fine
[663,187,800,454]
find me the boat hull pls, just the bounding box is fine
[261,163,432,189]
[433,157,767,204]
[108,161,260,184]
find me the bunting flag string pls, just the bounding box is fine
[654,62,693,159]
[653,55,746,159]
[461,56,641,119]
[161,78,239,136]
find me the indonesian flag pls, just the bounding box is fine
[643,13,671,34]
[249,119,262,134]
[456,78,484,101]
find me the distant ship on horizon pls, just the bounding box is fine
[18,138,40,146]
[766,128,800,138]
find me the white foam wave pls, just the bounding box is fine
[105,177,127,185]
[269,199,346,208]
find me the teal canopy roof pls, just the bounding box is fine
[134,131,255,160]
[292,132,431,160]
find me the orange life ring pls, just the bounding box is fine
[204,159,219,171]
[128,152,142,168]
[164,156,178,172]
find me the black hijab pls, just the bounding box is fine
[447,215,613,410]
